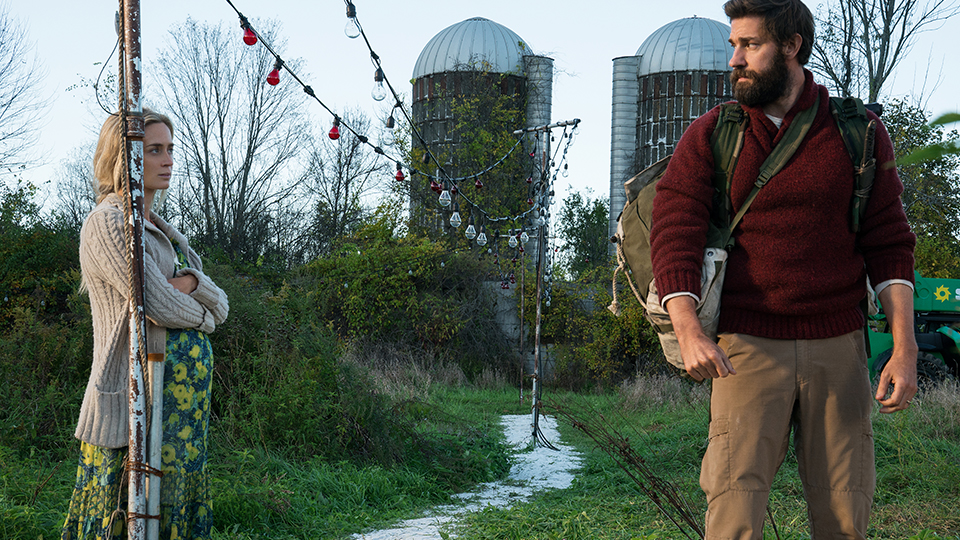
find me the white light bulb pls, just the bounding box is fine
[450,211,462,228]
[520,231,529,244]
[508,236,518,248]
[465,224,476,240]
[438,190,451,207]
[345,19,361,38]
[476,232,487,246]
[371,82,387,102]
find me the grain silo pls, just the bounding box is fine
[411,17,553,228]
[609,17,733,242]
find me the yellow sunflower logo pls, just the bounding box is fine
[935,285,951,302]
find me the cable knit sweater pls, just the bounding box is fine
[75,193,229,448]
[650,71,915,339]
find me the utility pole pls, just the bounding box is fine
[119,1,154,538]
[514,118,580,445]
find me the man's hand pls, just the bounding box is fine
[875,283,918,413]
[665,296,736,381]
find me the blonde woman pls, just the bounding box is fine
[62,109,229,540]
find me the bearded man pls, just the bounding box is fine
[649,0,918,538]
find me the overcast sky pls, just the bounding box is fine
[9,0,960,211]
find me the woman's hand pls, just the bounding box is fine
[168,273,199,294]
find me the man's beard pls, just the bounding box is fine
[730,49,789,107]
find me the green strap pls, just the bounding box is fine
[719,93,821,249]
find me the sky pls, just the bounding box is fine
[9,0,960,210]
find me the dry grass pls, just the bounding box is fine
[617,374,711,412]
[910,378,960,440]
[340,341,512,400]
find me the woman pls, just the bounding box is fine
[62,109,229,540]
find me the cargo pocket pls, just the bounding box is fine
[700,416,731,502]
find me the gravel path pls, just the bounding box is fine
[352,413,582,539]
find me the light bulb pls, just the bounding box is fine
[477,232,487,246]
[267,68,280,86]
[439,190,451,207]
[328,124,340,140]
[450,212,462,228]
[243,27,257,46]
[372,68,387,101]
[395,166,405,182]
[345,19,361,38]
[520,231,529,243]
[465,224,476,240]
[508,236,518,248]
[385,115,395,129]
[475,178,483,190]
[344,2,361,38]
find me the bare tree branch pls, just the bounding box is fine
[0,4,49,174]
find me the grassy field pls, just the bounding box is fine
[3,376,959,539]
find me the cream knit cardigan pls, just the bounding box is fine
[75,193,229,448]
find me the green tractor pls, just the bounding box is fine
[868,271,960,386]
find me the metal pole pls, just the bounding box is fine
[530,130,551,443]
[518,246,525,405]
[120,1,150,538]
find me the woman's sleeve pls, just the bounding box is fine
[175,261,229,326]
[82,209,218,333]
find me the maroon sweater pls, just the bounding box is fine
[650,71,915,339]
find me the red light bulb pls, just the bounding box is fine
[243,27,257,46]
[328,125,340,140]
[267,68,280,86]
[475,178,483,190]
[395,168,405,182]
[527,198,534,206]
[526,176,533,184]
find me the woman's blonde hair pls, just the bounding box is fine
[92,108,174,203]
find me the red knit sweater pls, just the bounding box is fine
[650,71,915,339]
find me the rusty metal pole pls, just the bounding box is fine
[120,0,149,538]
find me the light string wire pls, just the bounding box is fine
[222,0,579,240]
[343,0,522,186]
[343,0,542,228]
[223,0,524,189]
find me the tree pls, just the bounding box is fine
[811,0,960,102]
[0,4,48,173]
[152,18,309,262]
[295,110,390,261]
[407,64,531,244]
[556,190,610,279]
[881,98,960,277]
[50,144,97,233]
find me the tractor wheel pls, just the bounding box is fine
[917,352,950,391]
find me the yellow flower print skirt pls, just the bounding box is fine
[61,329,214,540]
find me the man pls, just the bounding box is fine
[649,0,918,538]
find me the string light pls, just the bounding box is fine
[344,1,361,39]
[395,163,405,182]
[508,235,518,248]
[450,205,462,228]
[329,118,341,140]
[243,26,257,45]
[267,59,282,86]
[438,186,451,207]
[371,68,387,101]
[476,225,488,247]
[465,214,477,240]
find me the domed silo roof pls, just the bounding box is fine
[412,17,532,79]
[636,17,731,76]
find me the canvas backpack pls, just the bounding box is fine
[609,96,877,371]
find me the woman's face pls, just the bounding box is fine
[143,122,173,193]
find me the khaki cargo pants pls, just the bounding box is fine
[702,331,875,539]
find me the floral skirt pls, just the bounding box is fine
[62,329,213,540]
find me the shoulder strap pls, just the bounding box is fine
[830,96,877,233]
[709,104,749,246]
[709,94,821,249]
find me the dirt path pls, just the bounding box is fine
[352,414,582,539]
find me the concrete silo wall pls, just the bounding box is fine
[636,70,732,169]
[609,56,641,243]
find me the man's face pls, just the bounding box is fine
[728,16,789,107]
